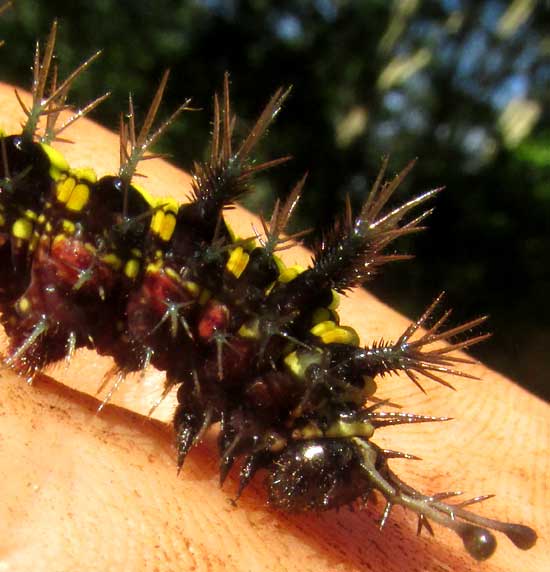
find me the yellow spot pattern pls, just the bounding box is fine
[102,253,122,270]
[310,320,360,346]
[12,218,33,240]
[17,296,31,314]
[151,199,178,241]
[226,246,250,279]
[56,176,91,212]
[40,144,70,181]
[124,259,140,280]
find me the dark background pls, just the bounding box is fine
[1,1,548,399]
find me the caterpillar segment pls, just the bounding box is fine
[120,76,293,407]
[0,25,537,561]
[0,24,108,376]
[0,28,181,378]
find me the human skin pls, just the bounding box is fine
[0,81,548,572]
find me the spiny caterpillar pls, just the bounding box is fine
[0,23,537,561]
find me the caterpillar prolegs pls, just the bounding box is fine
[0,22,537,562]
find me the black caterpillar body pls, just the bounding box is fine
[0,23,537,561]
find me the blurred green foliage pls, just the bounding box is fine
[1,0,548,398]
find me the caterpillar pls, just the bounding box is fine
[0,22,537,562]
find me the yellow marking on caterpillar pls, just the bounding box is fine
[264,281,276,296]
[62,219,76,235]
[283,348,324,381]
[52,234,65,248]
[23,209,38,221]
[56,177,75,204]
[329,290,340,310]
[17,296,31,315]
[84,242,96,254]
[291,422,323,440]
[310,320,360,346]
[151,199,178,242]
[29,233,39,252]
[0,212,5,227]
[278,264,306,283]
[124,259,140,280]
[12,218,33,240]
[57,175,91,212]
[291,420,375,440]
[273,255,287,273]
[165,266,183,284]
[150,209,164,237]
[40,143,69,180]
[66,183,90,212]
[71,167,97,183]
[199,288,211,305]
[227,223,239,243]
[238,317,260,340]
[183,280,201,297]
[311,307,332,326]
[226,246,249,278]
[160,210,177,241]
[146,261,163,274]
[325,419,375,439]
[132,182,157,208]
[55,169,92,212]
[226,223,257,251]
[102,253,122,270]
